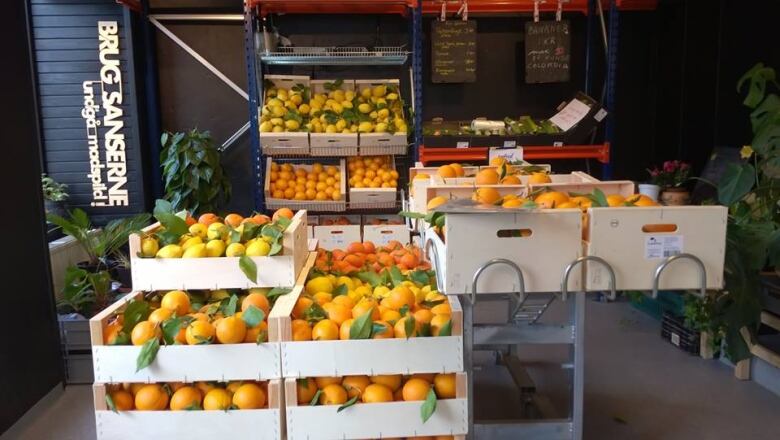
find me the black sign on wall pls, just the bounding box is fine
[525,20,571,84]
[30,0,147,223]
[431,20,477,83]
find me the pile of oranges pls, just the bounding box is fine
[105,380,269,411]
[297,373,456,406]
[347,156,399,189]
[314,241,430,274]
[268,161,342,202]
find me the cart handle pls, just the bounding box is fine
[651,253,707,299]
[472,258,526,316]
[561,256,616,302]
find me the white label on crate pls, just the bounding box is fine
[644,235,684,259]
[594,108,608,122]
[328,233,347,247]
[549,98,591,131]
[456,141,469,148]
[502,140,517,148]
[671,332,680,346]
[489,147,523,163]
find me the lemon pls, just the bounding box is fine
[270,117,284,126]
[207,222,228,240]
[336,276,354,290]
[156,244,183,258]
[342,100,353,109]
[358,103,372,114]
[272,125,284,133]
[259,121,273,132]
[181,236,203,251]
[375,98,387,108]
[285,101,297,111]
[183,243,207,258]
[326,124,338,134]
[374,123,387,133]
[355,285,371,297]
[341,128,351,134]
[361,88,372,99]
[285,120,300,130]
[386,92,398,101]
[336,119,347,130]
[369,111,378,119]
[205,240,226,257]
[271,106,286,118]
[266,98,283,107]
[377,108,390,119]
[331,102,343,114]
[291,94,303,106]
[298,104,310,115]
[427,196,447,210]
[372,85,386,97]
[306,277,334,295]
[225,243,246,257]
[246,240,271,257]
[141,237,159,257]
[395,123,407,134]
[373,285,391,298]
[358,122,374,133]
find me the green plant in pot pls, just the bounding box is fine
[42,173,69,215]
[58,266,113,317]
[160,129,231,214]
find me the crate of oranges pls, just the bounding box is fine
[265,159,347,212]
[89,289,283,384]
[347,156,399,209]
[284,373,467,439]
[93,380,281,439]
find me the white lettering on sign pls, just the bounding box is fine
[489,147,524,163]
[645,235,684,259]
[548,98,591,131]
[81,21,128,207]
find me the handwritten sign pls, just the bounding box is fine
[432,20,477,83]
[489,147,524,163]
[549,98,591,131]
[525,20,571,84]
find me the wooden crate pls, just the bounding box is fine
[349,156,398,209]
[130,211,309,291]
[89,291,282,383]
[312,215,362,250]
[585,206,728,291]
[356,79,408,148]
[310,79,359,156]
[528,180,635,197]
[284,373,468,440]
[427,209,583,294]
[92,381,282,440]
[424,184,528,209]
[260,74,311,155]
[264,159,347,212]
[270,287,463,378]
[362,215,411,246]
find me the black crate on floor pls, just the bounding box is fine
[661,312,701,355]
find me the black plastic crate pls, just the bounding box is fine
[661,312,701,355]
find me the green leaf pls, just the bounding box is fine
[337,395,359,413]
[420,389,437,423]
[718,163,756,206]
[349,310,374,340]
[438,319,453,337]
[239,256,258,283]
[399,304,410,317]
[372,322,388,336]
[122,300,150,334]
[333,284,348,297]
[136,338,160,372]
[242,305,265,328]
[108,331,130,345]
[356,271,382,287]
[256,329,268,344]
[297,378,309,389]
[389,266,406,287]
[398,210,427,219]
[737,62,776,109]
[522,200,539,209]
[589,188,608,208]
[105,393,118,413]
[221,294,239,317]
[161,316,187,345]
[410,270,430,286]
[421,299,445,308]
[310,389,323,406]
[266,287,292,301]
[304,302,328,324]
[404,315,416,339]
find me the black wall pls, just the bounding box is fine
[0,1,63,435]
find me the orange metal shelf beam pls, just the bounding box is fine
[418,143,610,165]
[421,0,657,15]
[251,0,415,16]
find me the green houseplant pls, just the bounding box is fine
[41,173,69,216]
[160,129,232,214]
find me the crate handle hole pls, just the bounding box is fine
[330,230,344,234]
[497,229,532,238]
[641,224,678,233]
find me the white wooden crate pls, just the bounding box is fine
[130,211,308,291]
[310,79,358,155]
[362,215,410,246]
[528,180,635,197]
[260,75,311,153]
[89,292,281,383]
[264,159,347,212]
[356,79,408,147]
[429,210,583,294]
[271,287,463,377]
[424,184,528,208]
[93,382,282,440]
[284,373,468,440]
[360,144,407,155]
[313,215,362,250]
[518,171,599,184]
[349,157,398,209]
[585,206,727,291]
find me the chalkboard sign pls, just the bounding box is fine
[525,20,571,84]
[432,20,477,83]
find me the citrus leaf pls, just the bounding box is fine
[404,315,416,339]
[419,323,432,337]
[184,403,201,411]
[194,334,212,345]
[333,284,348,297]
[420,389,437,423]
[356,271,382,287]
[337,395,359,413]
[438,319,453,337]
[410,270,430,286]
[239,256,258,283]
[256,329,268,344]
[310,389,323,406]
[221,294,239,317]
[349,309,374,340]
[155,212,188,237]
[522,200,539,209]
[589,188,608,208]
[389,266,406,287]
[297,378,309,389]
[266,287,292,301]
[136,338,160,372]
[304,303,328,323]
[161,317,184,345]
[122,300,150,334]
[242,305,265,328]
[421,299,445,308]
[105,394,118,413]
[108,331,130,346]
[275,216,292,231]
[372,322,388,336]
[398,210,427,219]
[399,304,410,317]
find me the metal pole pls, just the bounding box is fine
[140,0,164,200]
[462,294,475,440]
[412,0,424,162]
[603,0,619,180]
[243,3,263,211]
[572,292,585,440]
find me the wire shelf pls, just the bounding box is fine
[260,46,409,66]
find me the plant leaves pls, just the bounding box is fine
[421,299,445,308]
[161,316,188,345]
[309,389,323,406]
[399,304,410,317]
[105,393,118,413]
[266,287,292,301]
[337,395,359,413]
[372,322,388,336]
[409,270,430,286]
[333,284,348,297]
[737,62,776,109]
[122,300,150,334]
[420,389,437,423]
[136,338,160,372]
[389,266,406,287]
[239,256,258,283]
[718,163,755,206]
[404,315,416,339]
[221,294,239,317]
[349,309,374,340]
[589,188,608,208]
[356,271,382,287]
[398,210,427,219]
[438,319,453,337]
[304,302,328,324]
[242,305,265,328]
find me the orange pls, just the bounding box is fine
[437,165,457,178]
[224,213,244,228]
[195,381,218,396]
[291,319,312,341]
[394,317,418,338]
[475,169,499,185]
[189,312,209,323]
[273,208,294,221]
[569,195,593,210]
[342,376,371,399]
[556,201,580,209]
[346,242,365,254]
[242,293,270,316]
[134,384,169,411]
[427,196,447,210]
[387,286,415,310]
[216,316,247,344]
[394,387,404,401]
[528,172,552,184]
[435,437,455,440]
[489,157,507,167]
[148,308,173,325]
[400,253,419,269]
[430,314,452,336]
[534,191,569,209]
[326,303,352,326]
[352,301,381,321]
[130,321,160,346]
[312,319,339,341]
[402,378,431,401]
[319,384,348,405]
[363,241,376,254]
[370,374,402,391]
[449,163,465,177]
[161,290,191,315]
[472,187,502,205]
[103,321,123,345]
[607,194,626,207]
[315,376,342,388]
[413,309,434,325]
[372,321,394,339]
[296,378,318,403]
[232,383,266,409]
[203,388,232,410]
[313,292,333,306]
[434,373,456,398]
[244,321,268,343]
[362,384,393,403]
[186,320,215,345]
[127,383,146,396]
[412,373,436,383]
[198,213,220,226]
[169,386,202,411]
[502,198,527,208]
[339,319,354,340]
[381,309,402,324]
[626,194,658,206]
[292,297,314,319]
[501,175,522,185]
[226,381,243,395]
[109,390,134,411]
[431,303,452,315]
[332,295,355,309]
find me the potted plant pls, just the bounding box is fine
[160,129,231,213]
[647,160,692,205]
[42,174,69,241]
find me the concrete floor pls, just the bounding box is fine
[3,298,779,440]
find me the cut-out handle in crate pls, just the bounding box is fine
[651,253,707,299]
[424,237,445,294]
[471,258,526,317]
[561,255,617,302]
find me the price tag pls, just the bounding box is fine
[549,98,591,131]
[489,147,523,163]
[456,141,469,149]
[502,140,517,148]
[594,108,608,122]
[645,235,684,259]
